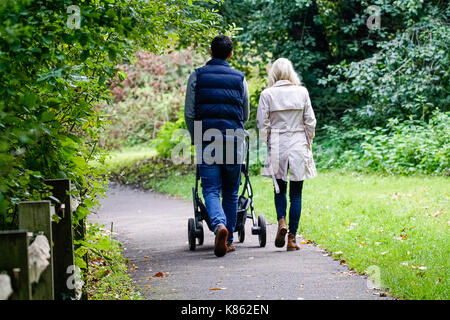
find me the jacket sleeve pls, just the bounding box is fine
[184,71,197,143]
[302,88,316,143]
[257,91,270,143]
[242,78,250,122]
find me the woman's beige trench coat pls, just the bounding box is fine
[257,80,317,191]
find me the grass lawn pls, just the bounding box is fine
[92,145,157,171]
[96,149,449,299]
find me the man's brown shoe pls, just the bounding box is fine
[226,244,236,253]
[287,234,301,251]
[214,225,228,257]
[275,217,288,248]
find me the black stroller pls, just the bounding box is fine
[188,137,267,250]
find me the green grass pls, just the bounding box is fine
[138,169,449,300]
[84,223,143,300]
[91,145,157,172]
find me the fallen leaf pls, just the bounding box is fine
[210,287,226,291]
[417,266,427,271]
[153,272,164,277]
[339,259,346,264]
[432,209,444,217]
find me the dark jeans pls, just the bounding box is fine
[274,179,304,235]
[199,163,242,244]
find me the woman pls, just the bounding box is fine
[257,58,317,251]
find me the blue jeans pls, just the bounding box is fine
[274,179,304,235]
[199,163,241,245]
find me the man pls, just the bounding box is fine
[184,34,250,257]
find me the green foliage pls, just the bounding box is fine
[0,0,222,229]
[216,0,449,175]
[84,223,143,300]
[323,14,450,127]
[315,110,450,175]
[220,0,449,124]
[152,109,193,159]
[101,49,205,149]
[359,111,450,175]
[105,154,194,188]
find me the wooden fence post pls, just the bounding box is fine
[0,230,31,300]
[44,179,75,299]
[18,200,54,300]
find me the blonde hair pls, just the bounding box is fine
[267,58,301,87]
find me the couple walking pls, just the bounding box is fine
[184,35,317,257]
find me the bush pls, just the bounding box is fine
[315,110,449,175]
[322,13,450,127]
[107,156,194,188]
[0,0,221,230]
[100,49,205,150]
[360,111,449,175]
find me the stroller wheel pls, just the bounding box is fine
[238,228,245,243]
[197,221,204,245]
[188,218,196,251]
[258,215,267,247]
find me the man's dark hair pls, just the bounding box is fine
[210,35,233,60]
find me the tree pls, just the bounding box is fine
[218,0,449,124]
[0,0,223,228]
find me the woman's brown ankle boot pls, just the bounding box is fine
[274,217,288,247]
[287,234,300,251]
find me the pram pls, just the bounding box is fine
[188,136,267,250]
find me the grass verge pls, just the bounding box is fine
[84,223,143,300]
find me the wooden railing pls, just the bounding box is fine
[0,179,84,300]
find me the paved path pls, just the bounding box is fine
[90,183,389,300]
